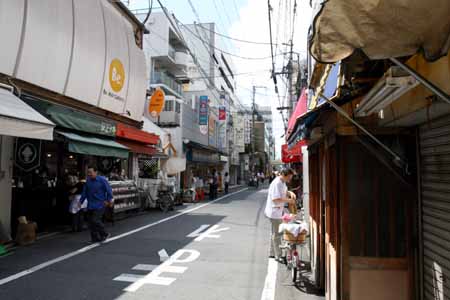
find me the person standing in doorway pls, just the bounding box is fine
[79,166,113,243]
[224,172,230,194]
[264,167,296,261]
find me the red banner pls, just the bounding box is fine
[219,106,226,121]
[281,140,306,163]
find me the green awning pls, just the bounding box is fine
[57,131,129,159]
[23,96,117,136]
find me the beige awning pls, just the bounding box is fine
[309,0,450,63]
[0,87,54,140]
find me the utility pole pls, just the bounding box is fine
[287,39,294,116]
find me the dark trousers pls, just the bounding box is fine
[209,184,214,200]
[213,184,218,199]
[87,208,107,242]
[71,211,85,232]
[225,183,229,194]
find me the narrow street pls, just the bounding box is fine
[0,188,322,300]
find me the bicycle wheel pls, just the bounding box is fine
[159,195,170,213]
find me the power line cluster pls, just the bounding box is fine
[127,0,300,130]
[267,0,299,132]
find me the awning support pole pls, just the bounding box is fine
[319,93,407,169]
[390,57,450,105]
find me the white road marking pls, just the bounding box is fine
[193,225,230,242]
[0,188,249,286]
[186,224,211,238]
[124,249,200,291]
[260,258,278,300]
[113,273,145,283]
[158,249,169,262]
[132,264,158,272]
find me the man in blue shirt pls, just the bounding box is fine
[80,166,113,243]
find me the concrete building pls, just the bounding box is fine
[181,22,241,186]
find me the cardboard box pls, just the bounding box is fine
[15,222,37,246]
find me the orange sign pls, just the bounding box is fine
[148,88,165,117]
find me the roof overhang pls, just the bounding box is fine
[309,0,450,63]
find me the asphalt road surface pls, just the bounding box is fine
[0,187,323,300]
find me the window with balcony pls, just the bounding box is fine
[152,69,183,95]
[164,100,174,112]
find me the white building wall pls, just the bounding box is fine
[142,12,170,59]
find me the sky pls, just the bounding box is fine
[127,0,312,159]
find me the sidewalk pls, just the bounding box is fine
[276,235,325,299]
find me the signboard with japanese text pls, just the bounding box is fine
[199,96,208,125]
[219,106,226,121]
[148,88,165,117]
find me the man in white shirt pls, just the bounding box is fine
[264,167,296,261]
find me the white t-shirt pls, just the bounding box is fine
[264,177,287,219]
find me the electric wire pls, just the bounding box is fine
[219,0,234,28]
[141,0,153,25]
[181,23,279,60]
[195,23,280,46]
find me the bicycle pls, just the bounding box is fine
[139,183,174,213]
[281,230,307,282]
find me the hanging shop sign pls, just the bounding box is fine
[199,96,209,125]
[219,106,226,121]
[15,138,41,172]
[148,88,166,117]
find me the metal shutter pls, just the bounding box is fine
[420,115,450,300]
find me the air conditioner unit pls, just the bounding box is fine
[355,66,419,117]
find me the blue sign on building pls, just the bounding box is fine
[199,96,208,125]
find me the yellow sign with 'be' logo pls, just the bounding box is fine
[109,59,125,92]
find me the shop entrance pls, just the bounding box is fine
[11,139,128,237]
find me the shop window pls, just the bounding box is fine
[138,158,159,179]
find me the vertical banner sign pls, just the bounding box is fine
[219,106,226,121]
[199,96,208,125]
[208,116,216,146]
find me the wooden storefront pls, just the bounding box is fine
[307,107,417,300]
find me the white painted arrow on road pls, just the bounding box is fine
[187,224,230,242]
